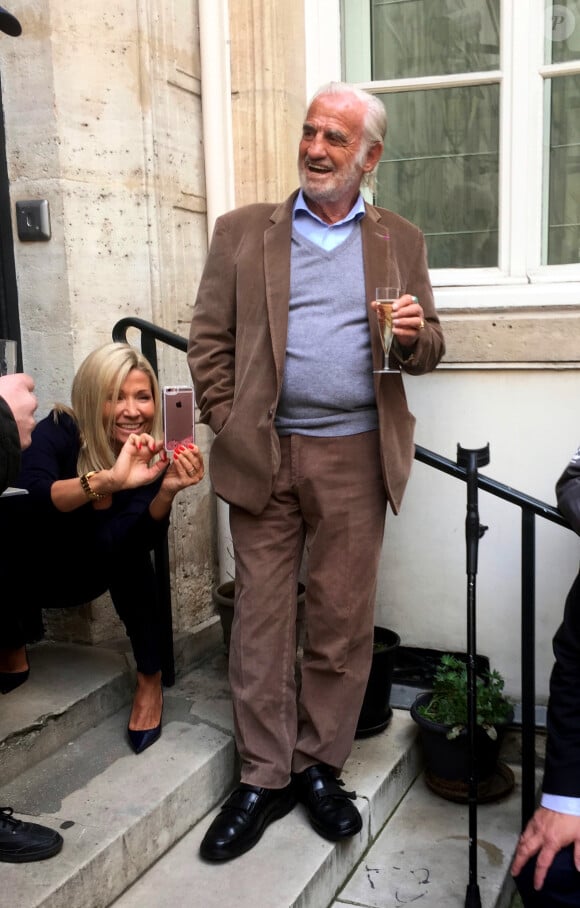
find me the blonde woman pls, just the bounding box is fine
[0,342,204,754]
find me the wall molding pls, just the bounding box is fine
[438,305,580,366]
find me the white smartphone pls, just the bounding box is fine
[163,385,195,454]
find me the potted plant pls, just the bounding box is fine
[355,627,401,739]
[410,653,514,801]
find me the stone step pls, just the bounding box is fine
[111,709,422,908]
[0,623,224,787]
[0,625,226,906]
[2,634,525,908]
[0,642,134,786]
[332,764,523,908]
[111,724,523,908]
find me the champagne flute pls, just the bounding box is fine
[373,287,400,374]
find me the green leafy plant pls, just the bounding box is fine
[417,653,512,741]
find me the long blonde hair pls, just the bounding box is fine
[55,342,163,475]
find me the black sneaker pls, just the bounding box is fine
[0,807,63,863]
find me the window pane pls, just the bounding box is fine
[375,86,499,269]
[545,74,580,264]
[545,0,580,64]
[371,0,500,79]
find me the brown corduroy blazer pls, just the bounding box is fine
[188,191,445,517]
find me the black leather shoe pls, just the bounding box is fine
[0,807,63,863]
[293,763,362,841]
[199,783,296,861]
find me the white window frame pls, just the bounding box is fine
[304,0,580,310]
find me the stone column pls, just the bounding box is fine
[228,0,306,205]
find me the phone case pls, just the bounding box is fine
[163,385,195,453]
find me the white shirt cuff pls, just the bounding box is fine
[542,792,580,815]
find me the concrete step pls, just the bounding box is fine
[0,642,134,786]
[111,724,523,908]
[111,709,422,908]
[2,633,525,908]
[332,765,522,908]
[0,625,232,908]
[0,622,227,786]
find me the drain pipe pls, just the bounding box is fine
[198,0,236,584]
[199,0,235,232]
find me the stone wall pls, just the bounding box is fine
[0,0,216,646]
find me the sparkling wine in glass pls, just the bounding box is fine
[373,287,400,374]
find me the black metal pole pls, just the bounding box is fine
[521,509,536,827]
[0,8,23,363]
[457,443,490,908]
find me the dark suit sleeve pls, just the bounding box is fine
[556,447,580,534]
[543,448,580,794]
[543,572,580,796]
[0,396,21,494]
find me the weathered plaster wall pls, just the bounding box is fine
[0,0,216,646]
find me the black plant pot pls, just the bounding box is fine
[410,690,513,784]
[355,626,401,739]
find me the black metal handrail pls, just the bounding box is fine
[414,444,571,827]
[112,316,187,360]
[113,315,574,830]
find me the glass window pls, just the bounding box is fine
[342,0,580,279]
[344,0,501,269]
[376,86,499,269]
[371,0,500,80]
[546,0,580,64]
[545,74,580,264]
[543,0,580,265]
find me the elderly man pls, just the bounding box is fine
[189,80,445,862]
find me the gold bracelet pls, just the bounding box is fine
[80,471,107,501]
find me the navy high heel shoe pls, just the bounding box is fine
[127,721,162,754]
[127,692,163,754]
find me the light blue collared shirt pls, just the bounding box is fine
[292,190,365,251]
[541,792,580,815]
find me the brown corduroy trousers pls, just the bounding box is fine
[228,430,388,789]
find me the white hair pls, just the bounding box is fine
[307,81,387,190]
